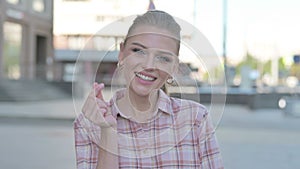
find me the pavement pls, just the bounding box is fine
[0,88,113,121]
[0,98,77,120]
[0,90,298,122]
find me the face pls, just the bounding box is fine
[118,26,179,97]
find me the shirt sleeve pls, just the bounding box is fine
[196,109,224,169]
[74,112,102,169]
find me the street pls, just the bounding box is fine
[0,118,76,169]
[0,104,300,169]
[218,105,300,169]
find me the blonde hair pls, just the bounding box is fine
[125,10,181,53]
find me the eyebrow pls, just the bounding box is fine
[157,50,175,57]
[131,42,147,49]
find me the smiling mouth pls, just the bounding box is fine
[135,72,157,81]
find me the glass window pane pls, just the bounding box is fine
[6,0,20,4]
[3,22,22,79]
[33,0,45,12]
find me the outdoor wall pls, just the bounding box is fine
[0,0,53,80]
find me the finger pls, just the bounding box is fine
[96,98,108,109]
[98,104,110,117]
[103,115,117,128]
[99,107,107,113]
[102,106,116,127]
[93,82,105,100]
[105,100,112,107]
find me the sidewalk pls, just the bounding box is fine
[0,98,77,120]
[0,95,292,123]
[0,89,113,120]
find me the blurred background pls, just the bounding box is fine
[0,0,299,169]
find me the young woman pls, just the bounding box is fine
[74,10,224,169]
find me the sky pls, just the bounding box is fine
[153,0,300,65]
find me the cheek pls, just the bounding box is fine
[123,57,137,72]
[122,58,139,82]
[158,71,170,81]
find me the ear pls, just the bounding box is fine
[118,42,125,65]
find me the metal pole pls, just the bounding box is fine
[223,0,228,82]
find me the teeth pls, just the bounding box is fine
[136,73,155,81]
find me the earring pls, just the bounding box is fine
[166,77,174,84]
[117,62,123,68]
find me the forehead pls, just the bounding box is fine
[126,26,179,53]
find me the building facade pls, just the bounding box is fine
[53,0,150,83]
[52,0,198,86]
[0,0,53,80]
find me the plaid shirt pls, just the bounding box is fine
[74,89,224,169]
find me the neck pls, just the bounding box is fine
[126,89,159,112]
[117,88,159,122]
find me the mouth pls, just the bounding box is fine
[135,72,157,81]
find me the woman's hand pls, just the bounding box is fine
[82,82,117,128]
[81,83,119,168]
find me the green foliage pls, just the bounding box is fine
[236,52,258,75]
[236,52,288,76]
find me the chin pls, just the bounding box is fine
[129,82,160,97]
[131,85,153,97]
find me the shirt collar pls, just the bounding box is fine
[110,88,174,119]
[156,89,174,116]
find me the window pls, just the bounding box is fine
[6,0,20,5]
[32,0,45,13]
[3,22,22,79]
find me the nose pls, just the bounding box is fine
[142,53,156,70]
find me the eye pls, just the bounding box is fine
[132,48,146,55]
[156,55,172,63]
